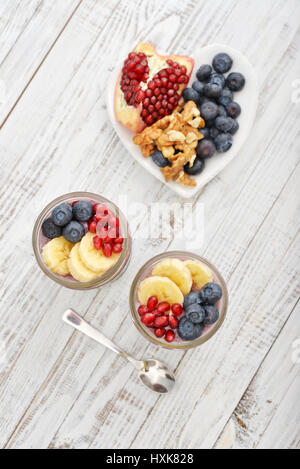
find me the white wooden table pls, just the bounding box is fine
[0,0,299,450]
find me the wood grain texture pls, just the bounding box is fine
[0,0,299,449]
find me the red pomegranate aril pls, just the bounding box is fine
[169,316,179,329]
[157,94,163,101]
[89,220,97,233]
[161,77,168,87]
[103,236,113,244]
[153,309,164,317]
[174,69,182,77]
[145,115,153,124]
[155,102,161,110]
[162,100,168,108]
[167,89,175,97]
[178,75,186,84]
[141,109,148,118]
[114,237,123,245]
[167,82,173,89]
[181,66,187,74]
[169,97,176,105]
[150,96,156,104]
[148,104,155,113]
[166,67,173,75]
[157,302,170,313]
[145,89,152,98]
[171,304,183,317]
[93,236,102,251]
[155,328,166,338]
[167,103,174,110]
[154,316,168,328]
[152,111,159,119]
[153,88,160,97]
[141,313,155,326]
[138,305,148,317]
[103,243,112,257]
[154,78,161,87]
[158,108,165,116]
[136,90,145,102]
[148,81,155,90]
[147,296,158,311]
[165,330,175,343]
[159,70,168,78]
[112,243,123,254]
[169,74,177,83]
[173,83,179,91]
[143,98,150,108]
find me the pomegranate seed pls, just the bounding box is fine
[98,226,108,239]
[169,74,176,83]
[154,88,160,97]
[181,66,187,74]
[153,309,164,317]
[148,105,155,113]
[150,96,156,104]
[141,313,155,326]
[141,109,148,118]
[95,203,109,215]
[103,243,112,257]
[145,89,152,98]
[148,81,155,90]
[143,98,150,107]
[112,243,122,253]
[157,302,170,313]
[178,75,186,84]
[155,328,166,338]
[138,305,148,316]
[173,83,179,91]
[174,69,182,77]
[145,115,153,124]
[158,108,165,116]
[89,220,97,233]
[171,304,183,317]
[165,330,175,343]
[114,237,123,244]
[154,316,169,328]
[169,316,179,329]
[155,102,161,110]
[162,100,168,108]
[93,236,102,250]
[161,77,168,87]
[167,89,175,97]
[152,111,158,119]
[136,90,145,102]
[147,296,158,311]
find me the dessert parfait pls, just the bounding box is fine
[33,192,131,289]
[130,252,228,349]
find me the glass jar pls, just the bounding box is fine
[129,251,228,350]
[32,192,131,290]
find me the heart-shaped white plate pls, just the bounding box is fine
[107,44,258,198]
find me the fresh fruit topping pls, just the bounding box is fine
[200,101,218,121]
[154,315,169,328]
[141,313,155,326]
[214,133,233,152]
[114,237,124,245]
[152,258,192,296]
[219,88,233,107]
[184,260,213,289]
[103,242,112,257]
[93,236,103,251]
[196,139,216,159]
[147,296,158,311]
[73,201,94,222]
[196,64,212,81]
[199,127,210,139]
[192,81,204,95]
[52,203,73,226]
[94,203,109,216]
[226,72,245,91]
[183,291,202,310]
[200,282,223,305]
[157,302,171,313]
[42,218,62,239]
[225,101,241,118]
[182,87,201,104]
[228,119,239,135]
[178,317,203,341]
[165,330,175,343]
[120,51,149,107]
[203,82,222,99]
[213,53,233,74]
[112,243,123,254]
[88,219,97,233]
[79,232,120,273]
[168,315,179,329]
[215,116,234,132]
[209,73,226,88]
[203,305,220,325]
[151,150,171,168]
[138,305,148,317]
[171,303,183,317]
[155,328,166,338]
[217,105,227,117]
[138,276,184,306]
[185,303,206,324]
[62,221,85,243]
[68,243,99,282]
[42,236,74,276]
[184,157,205,176]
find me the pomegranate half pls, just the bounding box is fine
[114,42,194,133]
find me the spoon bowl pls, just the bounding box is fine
[139,359,175,394]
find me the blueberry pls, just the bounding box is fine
[199,127,210,139]
[204,305,220,325]
[226,72,245,91]
[196,139,216,159]
[218,88,233,107]
[218,105,227,117]
[52,203,73,226]
[200,282,223,305]
[184,156,205,176]
[151,150,171,168]
[182,87,201,104]
[72,201,93,222]
[213,53,233,74]
[204,118,216,128]
[210,127,220,140]
[215,116,234,132]
[226,101,241,118]
[209,73,226,88]
[192,81,204,95]
[196,64,212,81]
[198,96,210,107]
[200,101,218,121]
[228,119,239,135]
[42,218,62,239]
[62,221,85,243]
[203,82,222,99]
[183,291,202,310]
[185,304,206,324]
[178,317,203,341]
[215,133,233,152]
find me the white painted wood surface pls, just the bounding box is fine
[0,0,299,449]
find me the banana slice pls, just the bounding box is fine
[152,258,192,296]
[184,260,213,289]
[138,276,184,306]
[79,232,120,273]
[42,236,73,276]
[68,243,99,282]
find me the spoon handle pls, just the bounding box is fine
[62,309,142,369]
